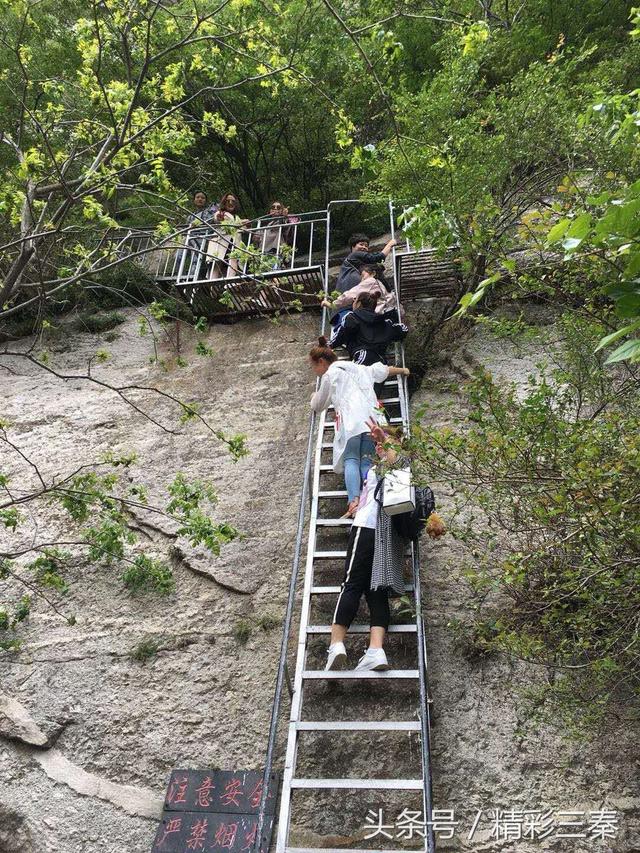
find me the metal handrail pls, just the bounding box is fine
[252,404,317,853]
[389,199,436,853]
[174,214,328,285]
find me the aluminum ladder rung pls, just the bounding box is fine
[303,670,419,680]
[307,623,416,633]
[309,584,414,595]
[315,518,352,526]
[313,549,411,560]
[290,778,423,790]
[324,417,402,430]
[295,721,421,732]
[318,490,348,498]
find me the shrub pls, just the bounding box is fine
[121,555,175,595]
[233,620,252,644]
[70,311,126,334]
[129,638,161,663]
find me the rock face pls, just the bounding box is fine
[0,310,320,852]
[0,694,49,748]
[0,305,639,852]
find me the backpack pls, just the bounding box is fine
[374,477,436,542]
[392,485,436,541]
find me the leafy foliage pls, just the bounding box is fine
[408,316,640,729]
[122,555,175,595]
[0,450,237,645]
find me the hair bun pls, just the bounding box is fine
[318,335,328,347]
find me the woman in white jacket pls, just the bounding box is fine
[309,337,409,517]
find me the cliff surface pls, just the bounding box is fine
[0,307,638,852]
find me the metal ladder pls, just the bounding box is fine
[271,203,436,853]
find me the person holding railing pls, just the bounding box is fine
[251,201,300,269]
[336,233,397,294]
[328,292,408,375]
[325,420,446,672]
[206,192,249,279]
[309,337,410,519]
[322,264,397,325]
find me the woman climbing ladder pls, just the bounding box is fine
[308,337,410,517]
[326,420,447,672]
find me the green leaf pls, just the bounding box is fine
[615,293,640,317]
[546,218,570,244]
[604,337,640,363]
[622,251,640,279]
[565,212,592,240]
[595,322,640,352]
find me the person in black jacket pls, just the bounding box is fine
[328,292,409,383]
[336,233,397,293]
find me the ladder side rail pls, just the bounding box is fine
[253,406,318,853]
[388,202,410,425]
[412,538,436,853]
[389,199,436,853]
[276,412,326,853]
[255,209,332,853]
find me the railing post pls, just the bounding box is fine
[175,227,190,284]
[290,222,298,270]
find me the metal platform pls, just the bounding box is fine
[176,265,324,318]
[104,201,460,323]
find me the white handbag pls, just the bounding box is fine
[382,467,416,516]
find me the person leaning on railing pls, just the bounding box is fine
[308,336,410,519]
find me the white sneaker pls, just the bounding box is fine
[325,641,347,671]
[355,648,391,672]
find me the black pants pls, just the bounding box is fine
[333,526,390,630]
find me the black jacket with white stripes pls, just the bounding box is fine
[328,308,408,364]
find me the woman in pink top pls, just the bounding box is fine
[323,264,397,317]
